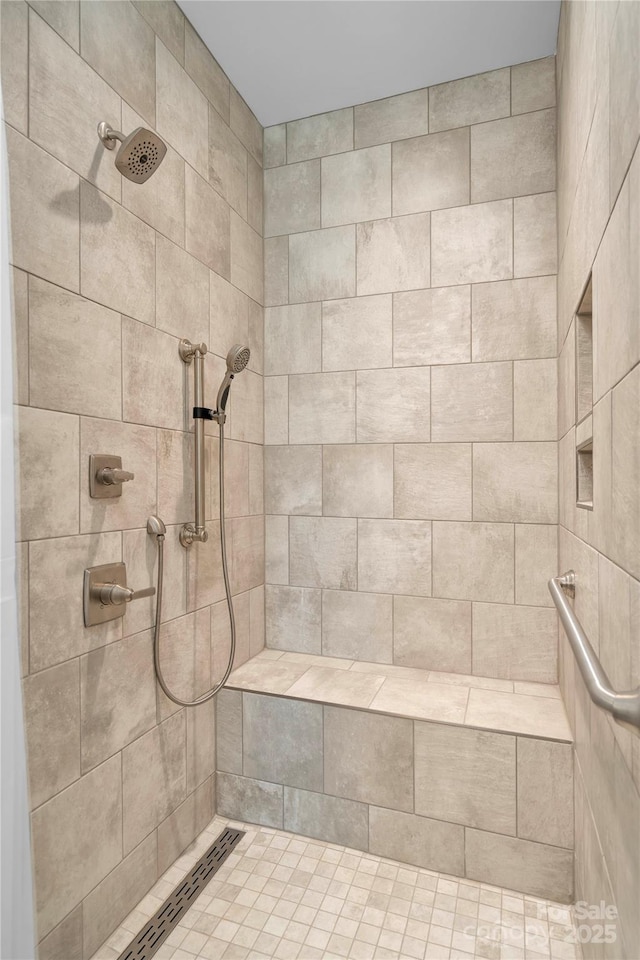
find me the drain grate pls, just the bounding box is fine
[118,827,245,960]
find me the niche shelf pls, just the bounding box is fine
[575,277,594,510]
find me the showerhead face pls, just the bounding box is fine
[227,344,251,373]
[115,127,167,183]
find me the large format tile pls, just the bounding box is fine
[431,361,512,442]
[431,199,512,286]
[393,286,471,366]
[122,318,183,431]
[229,86,262,165]
[515,524,557,607]
[31,0,79,50]
[415,723,516,834]
[472,276,556,362]
[324,706,414,811]
[322,294,393,371]
[465,688,572,741]
[393,128,469,215]
[263,124,286,167]
[217,773,283,828]
[369,807,464,876]
[264,236,288,306]
[264,160,320,237]
[357,213,430,295]
[514,193,557,278]
[133,0,183,64]
[264,303,322,375]
[514,359,558,441]
[31,756,122,938]
[465,829,573,902]
[284,787,368,851]
[289,226,356,303]
[517,738,573,848]
[265,584,322,654]
[370,677,468,723]
[394,443,472,520]
[429,68,510,131]
[289,372,356,444]
[243,694,323,790]
[0,0,28,134]
[23,660,80,809]
[156,235,209,343]
[265,445,322,515]
[230,212,262,304]
[393,595,472,674]
[185,19,228,117]
[471,109,556,202]
[265,515,289,585]
[432,521,514,603]
[264,377,288,445]
[37,906,82,960]
[322,144,391,227]
[186,165,231,277]
[511,57,556,114]
[358,519,432,597]
[356,367,430,442]
[290,517,357,590]
[322,590,393,663]
[472,442,558,524]
[287,108,353,163]
[209,104,247,217]
[323,444,393,518]
[156,37,208,175]
[355,87,429,148]
[288,665,385,708]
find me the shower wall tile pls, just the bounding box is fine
[432,521,514,603]
[229,86,262,166]
[356,212,430,295]
[290,516,357,590]
[265,445,322,516]
[393,596,471,673]
[156,38,208,174]
[394,443,472,521]
[247,155,263,234]
[515,523,557,608]
[472,603,558,682]
[516,739,573,848]
[356,367,430,442]
[264,160,320,237]
[431,199,512,286]
[23,660,80,809]
[266,515,289,585]
[321,144,391,227]
[369,807,464,877]
[243,694,323,791]
[513,192,557,278]
[156,777,214,875]
[264,124,286,168]
[472,442,558,524]
[511,56,556,114]
[185,165,231,277]
[358,519,432,597]
[431,361,512,442]
[264,236,289,306]
[31,1,79,50]
[471,276,557,362]
[354,88,429,149]
[217,772,283,828]
[11,267,28,407]
[321,589,393,663]
[514,359,558,441]
[323,443,394,518]
[429,67,510,132]
[392,128,470,215]
[134,0,184,66]
[265,303,322,375]
[284,787,369,850]
[322,294,392,371]
[289,225,356,302]
[393,285,471,366]
[122,319,184,431]
[230,212,263,304]
[471,109,556,202]
[264,376,289,444]
[81,0,155,124]
[1,0,28,134]
[185,21,229,121]
[37,906,82,960]
[265,585,322,654]
[287,107,353,163]
[289,372,355,444]
[186,698,216,792]
[156,235,210,344]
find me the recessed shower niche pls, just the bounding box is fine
[575,277,594,509]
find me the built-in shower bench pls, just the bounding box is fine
[216,650,574,902]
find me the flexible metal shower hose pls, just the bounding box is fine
[152,421,236,706]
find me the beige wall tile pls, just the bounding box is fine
[515,524,557,607]
[465,829,573,902]
[357,367,430,442]
[289,225,356,303]
[6,127,79,291]
[229,514,264,594]
[216,688,243,774]
[223,440,249,518]
[432,521,514,603]
[186,165,230,277]
[289,372,355,444]
[156,235,209,344]
[266,585,321,654]
[369,806,464,876]
[185,20,229,120]
[264,124,286,167]
[264,376,288,445]
[217,772,283,828]
[393,595,471,673]
[122,318,183,431]
[229,85,262,166]
[1,0,28,133]
[265,160,320,237]
[324,706,413,810]
[322,590,392,663]
[185,519,225,608]
[37,906,82,960]
[323,294,392,371]
[80,632,156,773]
[186,697,215,792]
[471,109,556,202]
[243,694,323,790]
[284,787,368,850]
[415,722,516,834]
[265,516,289,585]
[472,276,556,362]
[473,442,558,524]
[264,236,289,306]
[514,359,558,441]
[250,584,265,656]
[429,68,510,132]
[157,778,213,875]
[230,211,263,304]
[322,145,391,227]
[431,199,512,286]
[29,532,122,672]
[514,193,557,278]
[23,660,80,809]
[156,37,208,174]
[289,663,384,707]
[358,519,431,597]
[265,445,322,515]
[81,182,155,325]
[157,429,209,528]
[122,711,186,854]
[82,833,156,959]
[31,755,122,938]
[206,104,248,218]
[393,128,469,215]
[355,89,429,149]
[31,1,79,49]
[287,108,353,163]
[30,11,122,201]
[134,0,184,65]
[228,367,264,445]
[609,0,640,200]
[431,361,512,442]
[265,303,321,375]
[290,517,357,590]
[323,444,393,518]
[121,104,185,247]
[15,406,78,541]
[247,154,263,234]
[123,525,186,632]
[155,610,211,718]
[511,57,556,114]
[395,443,471,520]
[517,739,573,848]
[356,213,430,295]
[472,602,558,682]
[394,285,470,367]
[81,0,154,123]
[11,268,28,407]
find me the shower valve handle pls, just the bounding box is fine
[92,582,155,606]
[97,466,135,485]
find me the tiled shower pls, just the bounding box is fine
[1,1,639,959]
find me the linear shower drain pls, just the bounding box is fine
[118,827,245,960]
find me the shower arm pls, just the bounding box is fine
[179,339,219,547]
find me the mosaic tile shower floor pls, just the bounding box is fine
[93,817,580,960]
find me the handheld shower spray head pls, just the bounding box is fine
[216,344,251,415]
[98,122,167,183]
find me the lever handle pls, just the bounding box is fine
[92,582,155,606]
[97,467,135,485]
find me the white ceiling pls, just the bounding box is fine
[178,1,561,128]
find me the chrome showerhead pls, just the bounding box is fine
[98,121,167,183]
[217,344,250,414]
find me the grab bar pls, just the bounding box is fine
[179,339,210,547]
[549,571,640,737]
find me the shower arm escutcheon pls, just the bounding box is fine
[179,339,214,547]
